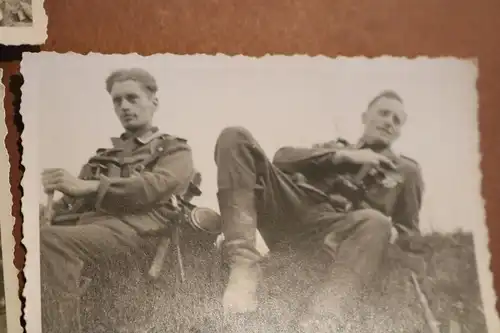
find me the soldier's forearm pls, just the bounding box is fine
[80,180,99,196]
[95,173,185,212]
[331,149,349,165]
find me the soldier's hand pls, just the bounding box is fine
[390,226,399,244]
[334,149,396,169]
[41,168,98,197]
[396,231,428,254]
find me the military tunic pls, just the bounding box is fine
[40,127,194,333]
[273,137,424,235]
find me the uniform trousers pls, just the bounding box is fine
[40,217,152,333]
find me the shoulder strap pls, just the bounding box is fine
[312,138,350,149]
[134,134,188,172]
[399,154,421,168]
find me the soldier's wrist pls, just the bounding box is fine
[332,150,349,164]
[81,180,99,196]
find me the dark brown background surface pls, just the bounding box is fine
[1,0,500,319]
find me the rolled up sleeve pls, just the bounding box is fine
[272,146,339,174]
[95,143,194,213]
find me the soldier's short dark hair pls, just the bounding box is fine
[105,68,158,95]
[367,90,404,110]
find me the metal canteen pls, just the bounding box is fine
[187,206,222,235]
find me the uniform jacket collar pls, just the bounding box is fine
[111,126,163,148]
[354,138,399,161]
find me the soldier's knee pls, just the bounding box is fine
[40,227,67,254]
[216,126,254,150]
[40,227,56,251]
[354,208,392,233]
[40,226,51,243]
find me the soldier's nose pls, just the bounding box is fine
[382,121,394,131]
[119,99,133,109]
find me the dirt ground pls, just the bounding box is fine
[0,0,33,27]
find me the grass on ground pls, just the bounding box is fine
[82,230,487,333]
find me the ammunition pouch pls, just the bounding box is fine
[83,152,145,180]
[331,175,365,209]
[82,140,172,181]
[292,163,400,213]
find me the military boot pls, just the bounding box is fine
[217,189,262,329]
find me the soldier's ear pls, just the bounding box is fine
[152,95,159,108]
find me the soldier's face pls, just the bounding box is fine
[361,96,406,146]
[110,80,158,131]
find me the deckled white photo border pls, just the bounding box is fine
[20,52,500,333]
[0,68,23,333]
[0,0,47,46]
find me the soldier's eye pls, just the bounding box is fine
[393,115,401,126]
[379,109,390,117]
[126,94,138,103]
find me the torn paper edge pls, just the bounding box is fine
[1,68,23,333]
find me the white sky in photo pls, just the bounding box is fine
[24,53,482,235]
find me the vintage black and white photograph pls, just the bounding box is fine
[0,0,33,27]
[0,0,46,45]
[0,69,23,333]
[21,53,499,333]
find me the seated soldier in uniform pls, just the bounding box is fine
[210,90,425,332]
[39,68,195,333]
